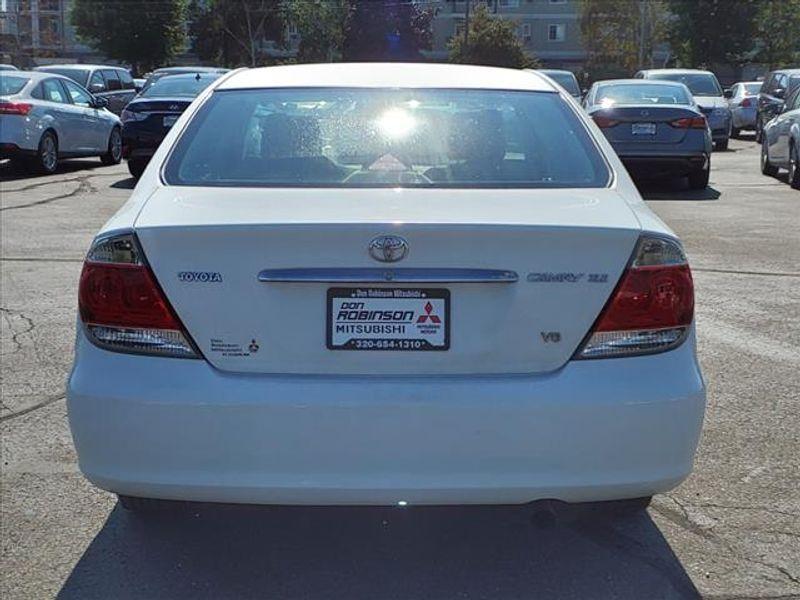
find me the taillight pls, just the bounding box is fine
[575,236,694,359]
[741,97,753,108]
[78,232,198,358]
[670,116,707,129]
[120,108,146,122]
[592,115,619,128]
[0,101,33,116]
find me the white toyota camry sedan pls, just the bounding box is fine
[68,64,706,513]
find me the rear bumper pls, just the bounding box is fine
[620,154,708,177]
[67,328,706,506]
[121,126,162,159]
[731,107,757,129]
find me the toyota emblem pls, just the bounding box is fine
[368,235,408,263]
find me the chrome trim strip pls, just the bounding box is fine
[258,268,519,283]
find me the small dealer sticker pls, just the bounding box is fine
[327,288,450,351]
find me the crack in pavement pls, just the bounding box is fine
[0,176,97,212]
[0,393,65,423]
[0,307,35,355]
[0,171,119,194]
[654,495,717,541]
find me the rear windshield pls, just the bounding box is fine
[595,83,691,106]
[648,73,722,96]
[143,76,218,98]
[39,68,89,87]
[543,72,580,96]
[164,88,609,188]
[744,83,762,95]
[0,75,29,95]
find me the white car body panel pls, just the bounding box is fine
[68,63,705,506]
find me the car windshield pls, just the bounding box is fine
[543,72,580,96]
[165,88,609,189]
[595,83,691,106]
[648,73,723,96]
[744,83,762,94]
[0,75,29,95]
[39,68,90,87]
[142,75,218,98]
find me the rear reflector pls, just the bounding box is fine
[575,236,694,359]
[78,232,198,358]
[670,116,707,129]
[0,101,33,116]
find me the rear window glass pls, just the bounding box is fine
[543,72,580,96]
[594,83,691,106]
[744,83,762,95]
[0,75,29,95]
[40,68,90,87]
[164,88,609,189]
[648,73,722,96]
[142,75,218,98]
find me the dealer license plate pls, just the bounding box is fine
[163,115,178,128]
[327,288,450,351]
[632,122,657,135]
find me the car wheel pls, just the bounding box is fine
[715,138,729,151]
[118,495,186,512]
[789,143,800,190]
[688,159,710,190]
[730,126,740,139]
[100,127,122,166]
[127,158,147,179]
[28,130,58,174]
[761,138,779,177]
[755,116,762,143]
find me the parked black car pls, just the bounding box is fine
[34,64,137,115]
[756,68,800,143]
[139,66,229,95]
[121,72,222,178]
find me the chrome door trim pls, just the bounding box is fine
[258,268,519,283]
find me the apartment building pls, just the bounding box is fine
[428,0,585,68]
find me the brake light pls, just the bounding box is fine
[592,115,619,128]
[78,232,198,358]
[0,101,33,116]
[741,97,753,108]
[670,116,707,129]
[575,236,694,359]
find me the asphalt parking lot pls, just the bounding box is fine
[1,137,799,599]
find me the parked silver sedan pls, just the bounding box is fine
[761,87,800,189]
[0,71,122,174]
[726,81,761,137]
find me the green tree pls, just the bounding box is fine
[342,0,433,61]
[71,0,188,74]
[579,0,668,76]
[282,0,351,62]
[753,0,800,70]
[189,0,284,67]
[448,4,537,69]
[667,0,760,69]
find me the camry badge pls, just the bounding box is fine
[169,104,180,111]
[368,235,409,263]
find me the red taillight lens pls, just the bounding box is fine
[576,236,694,359]
[78,232,198,358]
[670,116,707,129]
[592,115,619,128]
[0,101,33,116]
[741,97,753,108]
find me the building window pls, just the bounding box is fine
[499,0,521,7]
[520,23,531,42]
[548,23,565,42]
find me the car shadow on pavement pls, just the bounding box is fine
[638,179,721,201]
[57,502,699,599]
[0,159,106,182]
[110,177,137,190]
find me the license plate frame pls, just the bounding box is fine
[632,122,657,136]
[327,287,450,351]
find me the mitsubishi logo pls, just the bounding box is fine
[368,235,408,263]
[417,302,441,324]
[169,104,180,111]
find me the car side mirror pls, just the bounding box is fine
[774,88,785,99]
[89,82,105,94]
[93,96,109,109]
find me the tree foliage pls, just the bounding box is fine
[282,0,351,62]
[753,0,800,70]
[667,0,760,69]
[71,0,188,73]
[342,0,434,61]
[579,0,668,75]
[448,4,537,69]
[189,0,284,67]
